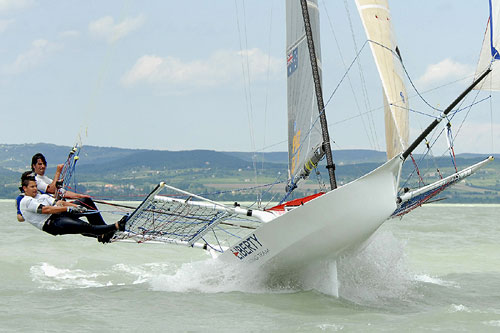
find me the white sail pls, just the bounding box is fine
[286,0,325,188]
[475,0,500,90]
[355,0,409,160]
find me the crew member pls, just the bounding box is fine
[19,176,126,239]
[30,152,104,222]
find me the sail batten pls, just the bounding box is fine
[355,0,409,160]
[286,34,306,54]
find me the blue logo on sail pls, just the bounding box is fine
[287,47,298,77]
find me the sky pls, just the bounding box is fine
[0,0,498,155]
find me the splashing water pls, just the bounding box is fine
[148,230,419,303]
[336,231,416,304]
[30,230,421,304]
[149,259,278,294]
[30,262,112,290]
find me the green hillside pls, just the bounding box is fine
[1,143,498,204]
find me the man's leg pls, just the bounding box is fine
[72,197,106,226]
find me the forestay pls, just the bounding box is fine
[355,0,409,160]
[475,0,500,90]
[111,183,271,253]
[286,0,325,189]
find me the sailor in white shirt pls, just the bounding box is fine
[19,177,125,238]
[31,152,68,196]
[30,152,107,222]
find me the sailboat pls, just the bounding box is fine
[111,0,494,274]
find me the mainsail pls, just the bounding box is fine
[286,0,325,189]
[355,0,409,160]
[475,0,500,90]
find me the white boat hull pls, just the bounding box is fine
[217,157,402,271]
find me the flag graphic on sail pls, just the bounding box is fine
[356,0,409,160]
[475,0,500,90]
[286,0,325,189]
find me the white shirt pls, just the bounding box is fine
[35,174,52,193]
[19,193,55,230]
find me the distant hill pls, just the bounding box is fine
[0,143,389,175]
[225,149,388,165]
[1,143,494,171]
[77,149,277,174]
[0,143,146,171]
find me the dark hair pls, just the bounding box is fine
[19,171,36,192]
[21,176,36,188]
[31,153,47,171]
[21,170,35,181]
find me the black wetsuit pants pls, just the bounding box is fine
[43,213,116,236]
[71,197,106,226]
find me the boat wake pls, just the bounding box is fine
[336,231,416,304]
[148,230,420,302]
[30,230,444,306]
[30,262,114,290]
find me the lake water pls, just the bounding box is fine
[1,200,500,332]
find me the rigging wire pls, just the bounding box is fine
[257,1,275,208]
[398,90,491,192]
[321,1,378,150]
[360,39,492,160]
[342,0,380,150]
[359,36,494,192]
[326,74,486,130]
[490,87,495,153]
[452,79,491,145]
[481,62,497,153]
[261,2,274,167]
[251,20,488,167]
[249,37,491,196]
[77,3,492,206]
[248,171,286,210]
[234,0,260,206]
[61,1,132,194]
[227,32,491,200]
[322,41,369,112]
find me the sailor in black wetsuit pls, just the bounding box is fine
[19,176,126,240]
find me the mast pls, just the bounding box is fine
[402,68,491,160]
[300,0,337,190]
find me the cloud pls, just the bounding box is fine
[59,30,80,38]
[452,122,500,154]
[0,0,33,12]
[3,39,60,74]
[121,48,282,89]
[417,58,474,87]
[0,19,14,33]
[89,14,145,43]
